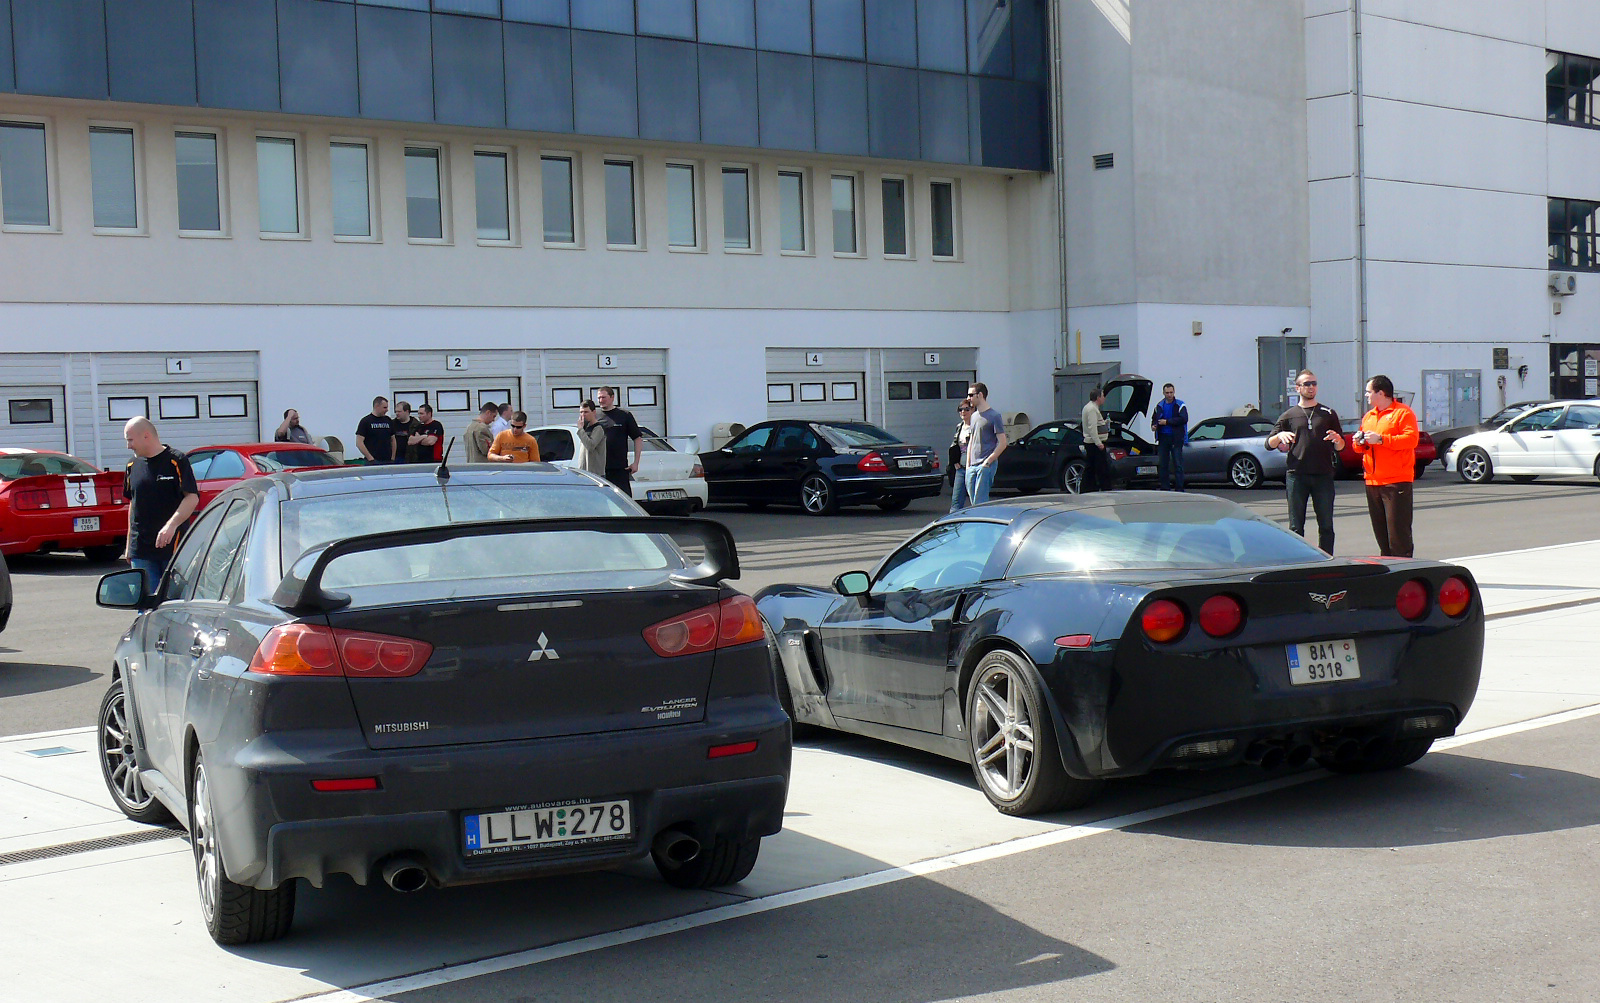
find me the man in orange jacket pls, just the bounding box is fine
[1351,374,1419,557]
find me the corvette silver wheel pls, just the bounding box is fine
[1229,454,1263,489]
[193,764,220,925]
[800,474,835,515]
[970,662,1037,801]
[101,688,152,810]
[1457,447,1492,484]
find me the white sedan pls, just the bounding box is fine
[1447,401,1600,484]
[530,424,709,513]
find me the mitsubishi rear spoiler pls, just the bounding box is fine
[272,516,740,614]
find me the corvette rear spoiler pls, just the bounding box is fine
[272,516,739,614]
[1251,560,1394,584]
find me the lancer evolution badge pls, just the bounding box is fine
[527,632,560,661]
[1308,591,1348,609]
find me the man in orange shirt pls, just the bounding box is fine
[488,411,541,463]
[1351,374,1419,557]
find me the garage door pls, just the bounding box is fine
[883,371,975,449]
[0,384,68,451]
[766,372,867,423]
[94,353,259,461]
[543,350,668,437]
[389,378,522,441]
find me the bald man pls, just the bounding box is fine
[122,417,199,594]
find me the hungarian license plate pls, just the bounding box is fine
[1286,639,1361,685]
[896,457,923,469]
[462,798,632,857]
[1137,464,1157,474]
[646,488,686,501]
[73,516,100,533]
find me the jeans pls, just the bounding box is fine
[1156,439,1185,491]
[964,462,997,507]
[1365,482,1414,557]
[949,467,971,511]
[128,556,167,596]
[1285,470,1337,553]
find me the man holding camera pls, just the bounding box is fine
[1351,374,1419,558]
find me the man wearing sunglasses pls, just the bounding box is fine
[488,411,541,463]
[1267,370,1344,552]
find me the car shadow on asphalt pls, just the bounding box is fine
[0,662,102,699]
[2,554,118,578]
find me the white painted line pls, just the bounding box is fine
[0,725,95,745]
[308,698,1600,1003]
[1449,537,1600,562]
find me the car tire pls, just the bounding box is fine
[1317,737,1434,774]
[84,545,122,564]
[799,474,838,516]
[1457,447,1493,484]
[1059,459,1086,495]
[964,649,1102,816]
[1594,456,1600,483]
[98,679,173,825]
[1228,454,1263,490]
[191,757,296,945]
[654,832,761,889]
[1510,474,1537,483]
[1413,461,1427,480]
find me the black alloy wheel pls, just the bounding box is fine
[799,474,838,515]
[1456,447,1493,484]
[1058,459,1086,495]
[98,680,173,825]
[191,757,296,944]
[1228,454,1264,490]
[964,649,1102,816]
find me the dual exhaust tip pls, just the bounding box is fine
[378,829,704,893]
[1244,734,1386,770]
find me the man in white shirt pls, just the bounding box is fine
[1080,387,1112,492]
[489,403,513,437]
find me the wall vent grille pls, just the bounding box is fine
[1100,335,1121,351]
[1092,153,1115,170]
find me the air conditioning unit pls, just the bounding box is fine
[1550,271,1579,296]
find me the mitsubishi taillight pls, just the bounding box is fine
[249,623,433,677]
[1198,594,1244,637]
[1141,599,1187,643]
[643,595,766,657]
[1438,576,1471,617]
[1395,580,1429,620]
[857,452,889,473]
[13,488,51,511]
[690,463,705,478]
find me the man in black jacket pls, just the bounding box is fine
[1267,371,1346,553]
[121,417,199,594]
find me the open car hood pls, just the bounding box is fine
[1102,375,1153,426]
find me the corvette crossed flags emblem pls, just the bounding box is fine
[1308,591,1348,609]
[527,633,560,660]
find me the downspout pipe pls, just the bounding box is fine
[1353,0,1370,416]
[1049,0,1070,369]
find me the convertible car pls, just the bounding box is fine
[757,493,1482,816]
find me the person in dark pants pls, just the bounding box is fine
[354,397,395,465]
[1152,382,1188,491]
[1080,387,1113,492]
[1268,370,1345,553]
[121,417,199,594]
[596,386,643,495]
[1352,375,1419,557]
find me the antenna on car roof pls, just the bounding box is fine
[435,437,454,483]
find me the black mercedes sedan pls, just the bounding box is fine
[699,420,941,515]
[94,464,790,944]
[757,493,1482,816]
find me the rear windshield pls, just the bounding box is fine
[0,453,99,479]
[1010,499,1327,574]
[283,483,676,598]
[252,449,340,472]
[816,422,901,448]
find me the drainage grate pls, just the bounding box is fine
[0,826,186,867]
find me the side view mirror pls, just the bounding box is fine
[833,571,871,597]
[97,568,158,610]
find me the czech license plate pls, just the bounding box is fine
[73,516,100,533]
[896,457,923,469]
[1286,639,1361,685]
[646,488,686,501]
[462,798,632,857]
[1137,464,1157,474]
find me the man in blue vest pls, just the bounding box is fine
[1153,382,1189,491]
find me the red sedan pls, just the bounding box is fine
[0,448,129,560]
[1336,420,1437,479]
[188,443,343,510]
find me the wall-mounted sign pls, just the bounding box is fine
[165,357,192,375]
[445,355,469,371]
[924,352,941,366]
[805,352,824,367]
[597,354,618,369]
[1492,348,1509,370]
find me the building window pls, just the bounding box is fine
[1548,50,1600,128]
[551,387,583,409]
[831,382,858,401]
[0,121,50,228]
[159,395,200,420]
[89,127,138,230]
[881,176,909,256]
[831,174,858,254]
[605,158,638,247]
[107,397,148,421]
[175,131,222,233]
[887,381,913,400]
[666,162,698,248]
[208,394,248,418]
[541,155,577,244]
[256,136,300,235]
[9,398,52,424]
[778,169,807,252]
[917,381,941,400]
[800,383,826,402]
[767,383,794,403]
[437,390,471,412]
[722,166,752,250]
[475,149,512,242]
[405,146,445,240]
[930,179,958,259]
[1550,197,1600,272]
[330,141,371,238]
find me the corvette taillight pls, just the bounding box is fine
[248,624,433,677]
[1395,580,1429,621]
[857,452,889,473]
[643,595,766,657]
[1198,595,1244,637]
[1141,599,1187,643]
[1438,576,1471,617]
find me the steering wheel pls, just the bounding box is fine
[932,560,984,588]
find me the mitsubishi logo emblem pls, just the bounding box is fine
[527,633,560,661]
[1308,591,1348,609]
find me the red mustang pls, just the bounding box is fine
[187,443,344,510]
[0,448,129,561]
